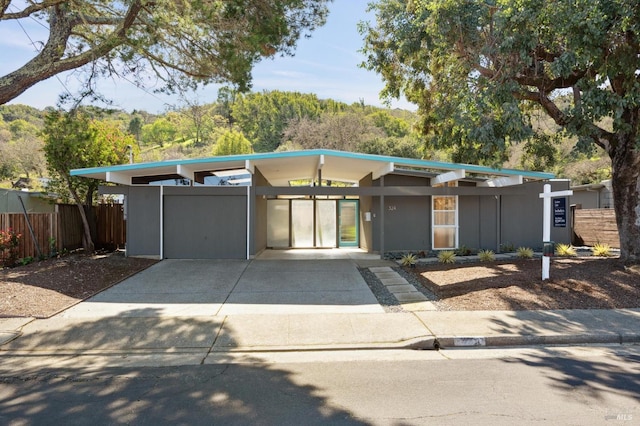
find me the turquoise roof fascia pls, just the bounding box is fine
[70,149,554,180]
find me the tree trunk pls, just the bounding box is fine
[64,176,95,253]
[610,143,640,265]
[76,199,95,254]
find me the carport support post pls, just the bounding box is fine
[379,176,385,258]
[539,183,573,280]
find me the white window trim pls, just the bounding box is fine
[432,195,459,250]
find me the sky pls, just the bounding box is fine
[0,1,415,113]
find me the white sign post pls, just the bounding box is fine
[539,184,573,280]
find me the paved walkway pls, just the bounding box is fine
[369,266,437,311]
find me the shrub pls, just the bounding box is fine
[438,250,457,264]
[516,247,534,259]
[478,249,495,262]
[500,242,515,252]
[0,228,21,267]
[401,253,417,267]
[592,243,612,257]
[455,245,473,256]
[556,243,577,257]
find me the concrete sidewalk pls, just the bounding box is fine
[1,309,638,357]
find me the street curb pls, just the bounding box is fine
[434,333,640,349]
[210,337,439,353]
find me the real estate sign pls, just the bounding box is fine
[553,198,567,228]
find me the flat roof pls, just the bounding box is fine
[70,149,554,186]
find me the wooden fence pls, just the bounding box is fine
[572,208,620,248]
[1,203,125,261]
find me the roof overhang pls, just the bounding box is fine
[71,149,554,186]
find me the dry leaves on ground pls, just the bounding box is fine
[410,257,640,311]
[1,251,157,318]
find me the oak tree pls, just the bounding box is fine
[0,0,330,104]
[361,0,640,264]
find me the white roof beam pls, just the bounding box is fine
[176,164,196,181]
[373,162,394,180]
[431,169,466,186]
[105,171,131,185]
[245,160,255,174]
[478,175,524,187]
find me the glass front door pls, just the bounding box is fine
[338,200,359,247]
[266,199,358,248]
[291,199,314,247]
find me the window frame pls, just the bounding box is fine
[432,195,459,250]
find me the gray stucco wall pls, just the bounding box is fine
[457,195,499,251]
[383,195,431,251]
[372,174,431,252]
[370,174,570,254]
[500,180,572,250]
[126,186,161,257]
[162,187,247,259]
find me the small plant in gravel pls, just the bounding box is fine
[455,245,473,256]
[556,243,577,257]
[592,243,613,257]
[500,242,515,252]
[478,249,495,262]
[516,247,534,259]
[401,253,417,267]
[437,250,457,264]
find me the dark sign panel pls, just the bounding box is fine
[554,198,567,228]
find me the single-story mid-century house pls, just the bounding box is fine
[71,149,571,259]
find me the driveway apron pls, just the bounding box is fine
[60,258,384,318]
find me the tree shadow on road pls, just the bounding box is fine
[501,350,640,403]
[0,309,368,425]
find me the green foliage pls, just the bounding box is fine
[556,243,577,257]
[19,256,34,266]
[454,245,474,256]
[516,247,534,259]
[214,130,253,156]
[401,253,417,266]
[592,243,613,257]
[43,109,135,252]
[232,91,324,152]
[478,249,495,262]
[437,250,457,264]
[141,118,177,147]
[368,111,410,137]
[0,228,21,267]
[500,242,515,253]
[43,110,135,203]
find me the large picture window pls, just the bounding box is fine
[432,196,458,249]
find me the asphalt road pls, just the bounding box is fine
[1,345,638,425]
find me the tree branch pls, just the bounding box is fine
[0,0,66,20]
[0,0,144,104]
[515,88,614,152]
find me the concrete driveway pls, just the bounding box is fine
[60,258,385,318]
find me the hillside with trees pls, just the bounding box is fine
[0,89,611,193]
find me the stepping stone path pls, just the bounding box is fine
[368,267,437,312]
